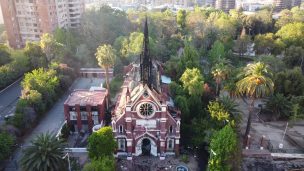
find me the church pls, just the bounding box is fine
[111,18,181,160]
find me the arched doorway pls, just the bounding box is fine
[135,136,157,156]
[141,138,151,155]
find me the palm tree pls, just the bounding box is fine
[20,132,66,171]
[236,62,274,138]
[211,59,231,96]
[95,44,116,101]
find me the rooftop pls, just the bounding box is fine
[64,89,108,106]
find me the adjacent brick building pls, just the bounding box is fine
[0,0,85,48]
[64,89,108,132]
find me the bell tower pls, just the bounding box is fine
[140,17,152,88]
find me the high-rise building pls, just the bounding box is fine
[215,0,236,12]
[274,0,302,11]
[0,0,84,48]
[286,0,302,8]
[205,0,216,7]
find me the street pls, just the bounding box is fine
[4,78,103,171]
[0,78,22,125]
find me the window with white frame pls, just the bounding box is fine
[118,139,125,151]
[167,139,174,151]
[69,111,77,120]
[92,111,99,125]
[80,111,87,120]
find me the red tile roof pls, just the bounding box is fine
[64,89,108,106]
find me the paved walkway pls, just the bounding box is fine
[5,78,103,171]
[235,97,303,151]
[117,155,198,171]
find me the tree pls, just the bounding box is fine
[126,32,144,60]
[211,62,230,96]
[256,55,285,73]
[24,42,47,69]
[178,44,200,76]
[20,132,66,171]
[83,156,115,171]
[0,44,11,66]
[275,9,293,30]
[208,124,237,171]
[272,39,286,55]
[274,67,304,96]
[209,40,225,63]
[191,117,212,146]
[291,6,304,23]
[177,9,187,31]
[22,68,59,105]
[180,68,204,96]
[236,62,274,138]
[223,67,241,98]
[214,14,237,42]
[169,81,185,98]
[0,132,14,161]
[207,101,229,122]
[95,44,116,99]
[265,93,292,120]
[219,96,241,122]
[283,46,304,70]
[53,28,78,52]
[276,22,304,47]
[21,89,44,114]
[275,7,304,30]
[80,5,131,53]
[75,44,90,63]
[87,126,116,159]
[253,33,275,55]
[175,95,190,122]
[40,33,64,63]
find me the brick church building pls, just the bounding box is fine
[111,18,181,159]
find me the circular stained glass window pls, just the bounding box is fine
[139,103,154,117]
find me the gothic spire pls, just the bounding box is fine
[140,17,152,88]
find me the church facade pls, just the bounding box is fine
[111,18,181,159]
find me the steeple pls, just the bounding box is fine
[140,17,152,88]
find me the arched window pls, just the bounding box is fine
[168,139,174,150]
[169,125,173,133]
[119,125,123,133]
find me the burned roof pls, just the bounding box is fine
[64,89,108,106]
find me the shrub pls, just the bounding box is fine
[0,132,14,161]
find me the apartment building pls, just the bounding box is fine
[215,0,236,12]
[274,0,302,11]
[0,0,84,48]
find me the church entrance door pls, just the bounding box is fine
[141,138,151,155]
